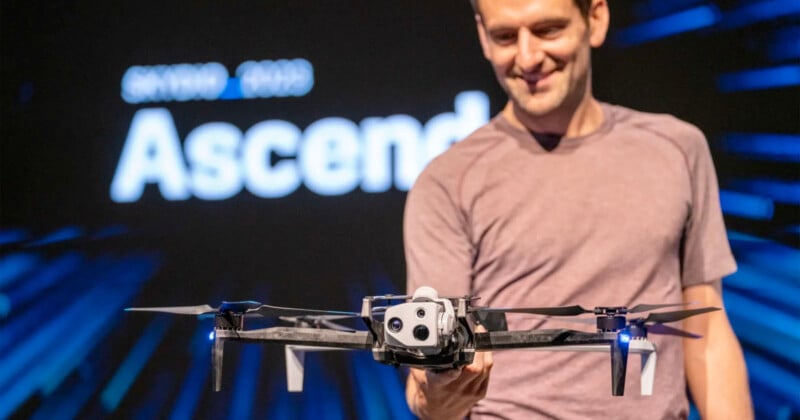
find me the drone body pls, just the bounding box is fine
[126,286,718,396]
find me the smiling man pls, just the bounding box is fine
[403,0,752,418]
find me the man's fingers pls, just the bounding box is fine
[425,367,463,387]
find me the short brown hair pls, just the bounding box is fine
[470,0,592,19]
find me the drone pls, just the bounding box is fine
[126,286,718,396]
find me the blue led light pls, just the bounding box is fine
[718,65,800,92]
[719,190,775,220]
[619,333,631,344]
[613,5,721,46]
[208,331,215,341]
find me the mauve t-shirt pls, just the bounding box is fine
[404,103,736,419]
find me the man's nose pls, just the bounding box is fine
[515,29,544,72]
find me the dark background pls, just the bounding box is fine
[2,1,798,419]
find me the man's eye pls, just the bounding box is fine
[535,26,564,38]
[492,32,516,44]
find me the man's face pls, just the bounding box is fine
[476,0,608,124]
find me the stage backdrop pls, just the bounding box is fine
[1,1,798,419]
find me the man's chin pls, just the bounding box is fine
[512,99,558,120]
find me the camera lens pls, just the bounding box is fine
[416,308,426,318]
[413,325,430,341]
[388,317,403,332]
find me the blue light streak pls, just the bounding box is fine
[613,5,721,46]
[744,352,800,408]
[1,253,84,319]
[632,0,705,20]
[0,256,105,355]
[721,133,800,163]
[101,316,172,412]
[91,225,129,240]
[725,265,799,317]
[0,228,28,246]
[30,373,99,420]
[728,179,800,205]
[349,352,413,420]
[0,252,40,290]
[767,26,800,62]
[0,255,157,419]
[718,0,800,31]
[718,65,800,92]
[719,190,774,220]
[728,230,800,279]
[228,345,262,420]
[38,259,156,396]
[724,290,800,364]
[619,333,631,343]
[168,325,212,420]
[27,226,83,247]
[131,373,176,420]
[0,282,138,419]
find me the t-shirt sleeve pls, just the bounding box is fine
[680,125,737,287]
[403,166,474,297]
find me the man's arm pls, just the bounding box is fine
[683,282,753,419]
[406,343,493,420]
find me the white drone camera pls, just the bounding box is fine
[383,286,456,354]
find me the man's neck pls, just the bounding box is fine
[502,96,604,139]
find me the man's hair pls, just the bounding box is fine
[470,0,592,19]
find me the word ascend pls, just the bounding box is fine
[110,91,489,202]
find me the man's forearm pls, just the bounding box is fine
[406,373,472,420]
[683,284,753,419]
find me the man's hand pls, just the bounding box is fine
[405,328,493,420]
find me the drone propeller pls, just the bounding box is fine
[472,305,592,317]
[643,307,719,324]
[473,301,701,318]
[251,305,360,319]
[507,305,718,338]
[628,302,689,313]
[125,301,264,315]
[644,322,701,338]
[126,301,361,319]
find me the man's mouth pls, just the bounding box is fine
[521,73,551,84]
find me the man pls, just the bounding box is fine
[403,0,752,418]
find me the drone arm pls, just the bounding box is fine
[214,327,373,349]
[474,329,612,350]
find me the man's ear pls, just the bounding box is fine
[476,15,492,61]
[588,0,610,48]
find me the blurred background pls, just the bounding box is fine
[1,0,797,418]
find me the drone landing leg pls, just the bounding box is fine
[640,345,656,396]
[285,346,306,392]
[213,333,224,392]
[610,335,630,396]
